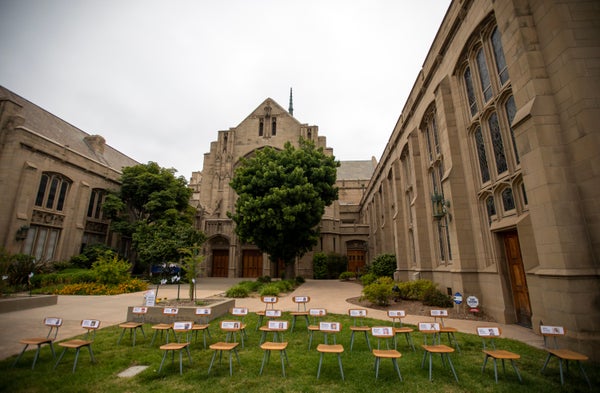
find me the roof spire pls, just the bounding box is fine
[288,87,294,116]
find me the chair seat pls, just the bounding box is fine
[308,325,320,331]
[59,339,92,349]
[440,327,457,333]
[152,324,171,330]
[160,342,189,351]
[394,327,413,333]
[261,342,288,351]
[210,342,239,351]
[548,349,588,361]
[484,349,520,360]
[290,311,308,316]
[350,326,370,331]
[20,337,53,345]
[373,349,401,359]
[119,322,143,329]
[317,344,344,354]
[422,344,454,354]
[192,323,209,331]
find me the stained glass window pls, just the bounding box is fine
[502,188,515,211]
[464,67,478,116]
[488,112,508,173]
[474,127,490,183]
[491,27,509,85]
[476,48,493,102]
[35,173,71,212]
[486,196,496,223]
[431,115,440,155]
[504,95,520,164]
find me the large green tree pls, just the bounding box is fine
[228,139,339,277]
[103,162,204,273]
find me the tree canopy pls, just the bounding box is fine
[228,139,339,274]
[103,162,205,272]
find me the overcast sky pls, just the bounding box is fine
[0,0,450,180]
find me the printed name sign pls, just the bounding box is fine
[82,319,100,329]
[195,308,211,315]
[265,309,282,317]
[310,309,326,316]
[349,309,367,317]
[232,308,248,316]
[319,322,340,332]
[540,325,564,335]
[221,321,241,330]
[294,296,309,303]
[45,317,62,326]
[419,322,440,331]
[430,309,448,317]
[262,296,277,303]
[132,307,147,314]
[477,327,500,336]
[388,310,406,317]
[173,321,192,330]
[372,327,393,336]
[268,320,288,330]
[163,308,178,315]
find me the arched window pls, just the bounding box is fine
[491,27,509,85]
[474,126,490,183]
[488,112,508,174]
[34,173,71,212]
[476,48,493,102]
[464,66,478,116]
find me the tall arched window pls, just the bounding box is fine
[35,173,71,212]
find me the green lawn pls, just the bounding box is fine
[3,312,597,393]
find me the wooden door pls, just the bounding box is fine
[503,230,532,327]
[242,250,263,278]
[212,250,229,277]
[347,249,366,273]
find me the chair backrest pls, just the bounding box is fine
[195,307,212,323]
[349,308,368,327]
[81,319,101,340]
[163,307,179,316]
[231,307,248,317]
[387,310,406,328]
[430,309,449,326]
[267,320,289,331]
[419,322,441,344]
[265,309,282,318]
[319,322,341,333]
[131,306,147,323]
[172,321,193,342]
[293,296,310,312]
[43,317,63,339]
[261,296,278,311]
[476,326,501,350]
[371,326,394,339]
[540,325,566,349]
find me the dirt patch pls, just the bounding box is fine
[346,296,495,322]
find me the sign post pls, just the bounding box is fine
[453,292,463,316]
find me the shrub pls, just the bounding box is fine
[339,271,354,281]
[312,252,348,279]
[370,254,397,278]
[31,269,96,287]
[295,276,305,284]
[225,285,249,298]
[91,253,131,285]
[53,278,147,295]
[238,280,262,293]
[362,276,394,306]
[257,275,272,283]
[360,272,377,287]
[396,279,437,300]
[423,287,453,307]
[259,283,280,296]
[312,253,328,279]
[70,244,115,269]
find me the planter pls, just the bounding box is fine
[126,298,235,323]
[0,294,58,313]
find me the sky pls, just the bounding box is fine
[0,0,450,180]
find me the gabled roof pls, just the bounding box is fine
[236,97,301,128]
[337,159,377,181]
[0,86,138,171]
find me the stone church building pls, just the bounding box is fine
[188,97,374,279]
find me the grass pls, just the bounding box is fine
[3,312,598,393]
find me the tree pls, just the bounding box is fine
[229,139,339,277]
[103,162,205,272]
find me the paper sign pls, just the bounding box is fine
[540,325,564,335]
[262,296,277,303]
[195,308,211,315]
[132,307,147,314]
[388,310,405,317]
[319,322,340,332]
[82,319,100,329]
[144,290,156,307]
[372,327,393,336]
[430,309,448,316]
[419,322,440,331]
[265,309,281,317]
[163,308,178,315]
[349,309,367,317]
[294,296,309,303]
[45,317,62,326]
[173,321,192,330]
[268,320,288,330]
[310,309,326,316]
[477,327,500,336]
[232,308,248,316]
[221,321,241,330]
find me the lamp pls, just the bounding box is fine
[431,192,450,220]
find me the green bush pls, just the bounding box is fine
[69,244,115,269]
[312,252,348,279]
[370,254,397,277]
[339,271,354,281]
[360,272,377,286]
[396,279,437,300]
[91,253,131,285]
[259,283,280,296]
[238,280,262,293]
[362,276,394,306]
[295,276,305,284]
[257,275,272,283]
[312,252,328,279]
[31,269,96,287]
[225,284,249,298]
[423,286,453,307]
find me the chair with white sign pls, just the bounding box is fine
[307,308,327,350]
[208,321,242,376]
[118,306,147,346]
[290,295,310,332]
[191,307,212,349]
[150,307,179,346]
[371,326,403,381]
[316,322,345,381]
[54,319,100,373]
[387,310,415,351]
[158,321,193,375]
[13,317,62,370]
[259,320,290,377]
[348,308,371,351]
[418,322,458,382]
[256,296,278,331]
[540,325,591,388]
[476,326,522,383]
[430,309,460,353]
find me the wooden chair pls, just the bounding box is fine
[430,309,460,352]
[259,320,290,377]
[13,317,62,369]
[476,327,522,383]
[290,296,310,332]
[258,309,283,344]
[387,310,415,351]
[307,308,327,349]
[316,322,345,381]
[540,325,591,388]
[348,308,371,351]
[191,307,212,349]
[54,319,100,373]
[371,326,403,381]
[256,296,278,331]
[208,320,242,376]
[118,306,147,346]
[418,322,458,382]
[158,321,193,375]
[150,307,179,346]
[229,307,249,347]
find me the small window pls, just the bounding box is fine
[259,119,264,136]
[488,112,508,174]
[464,67,478,116]
[501,187,516,212]
[476,48,493,102]
[474,127,490,183]
[87,189,106,219]
[272,117,277,136]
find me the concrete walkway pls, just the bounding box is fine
[0,278,544,360]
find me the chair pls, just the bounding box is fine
[316,322,345,381]
[13,317,62,369]
[477,327,522,383]
[371,326,403,381]
[118,306,147,346]
[387,310,415,351]
[258,309,283,344]
[307,308,327,349]
[150,307,179,346]
[430,309,460,352]
[255,296,278,331]
[54,319,100,373]
[540,325,591,388]
[191,307,212,349]
[259,320,290,377]
[208,320,242,376]
[348,308,371,351]
[158,321,193,375]
[290,296,310,332]
[418,322,458,382]
[229,307,249,348]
